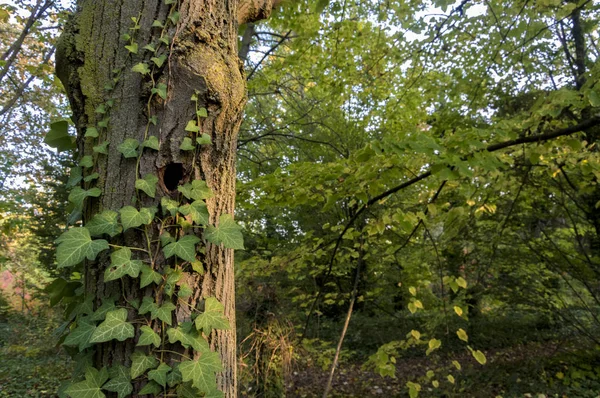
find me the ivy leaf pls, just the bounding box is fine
[139,296,158,315]
[67,167,83,188]
[194,297,230,335]
[142,136,160,150]
[196,108,208,118]
[151,82,167,99]
[140,265,162,288]
[138,325,161,348]
[65,367,108,398]
[119,206,156,231]
[139,381,161,395]
[103,365,132,398]
[167,324,209,353]
[179,137,196,151]
[163,235,200,263]
[86,210,122,238]
[196,133,211,145]
[45,120,76,152]
[135,174,159,198]
[85,127,99,138]
[151,55,167,68]
[151,302,176,325]
[160,232,176,246]
[56,227,109,268]
[131,62,150,75]
[124,43,138,54]
[131,351,158,379]
[84,173,99,182]
[185,120,200,133]
[89,308,134,343]
[204,214,244,250]
[93,141,109,154]
[179,200,209,225]
[178,180,213,201]
[104,248,143,282]
[179,352,223,393]
[69,187,102,209]
[80,155,94,168]
[117,139,139,159]
[90,297,117,321]
[161,197,180,217]
[178,283,193,298]
[143,43,156,53]
[148,363,172,387]
[152,19,164,28]
[63,316,96,351]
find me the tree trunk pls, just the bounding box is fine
[56,1,278,396]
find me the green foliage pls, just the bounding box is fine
[55,228,109,268]
[204,214,244,250]
[89,309,135,343]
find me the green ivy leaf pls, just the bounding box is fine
[163,235,200,263]
[169,11,180,24]
[103,365,132,398]
[131,62,150,75]
[97,118,109,128]
[90,308,135,343]
[139,381,161,395]
[151,55,167,68]
[84,173,99,182]
[135,174,159,198]
[196,133,211,145]
[151,302,176,325]
[90,297,117,321]
[67,167,83,188]
[152,20,164,28]
[85,127,99,138]
[167,366,183,388]
[124,43,138,54]
[204,214,244,250]
[93,141,109,154]
[179,137,196,151]
[117,139,139,159]
[56,227,109,268]
[80,155,94,168]
[178,283,193,298]
[161,197,180,217]
[184,120,200,133]
[86,210,122,238]
[63,316,96,351]
[143,43,158,54]
[65,367,108,398]
[139,296,158,315]
[138,325,161,348]
[69,187,102,209]
[196,108,208,118]
[45,120,76,152]
[140,265,162,288]
[178,180,213,201]
[119,206,156,231]
[179,352,222,393]
[142,136,160,150]
[148,363,172,387]
[179,200,210,225]
[151,82,167,99]
[104,248,143,282]
[167,324,209,353]
[194,297,230,335]
[131,352,158,379]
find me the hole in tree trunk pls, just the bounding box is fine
[163,163,184,191]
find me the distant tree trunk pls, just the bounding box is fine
[56,1,279,396]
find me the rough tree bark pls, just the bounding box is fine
[56,0,280,396]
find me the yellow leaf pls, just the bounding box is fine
[414,300,424,309]
[409,286,417,296]
[447,375,455,384]
[411,330,421,340]
[472,350,487,365]
[457,328,468,342]
[454,306,463,317]
[456,277,467,289]
[432,380,439,388]
[452,360,461,370]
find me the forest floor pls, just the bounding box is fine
[285,340,600,398]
